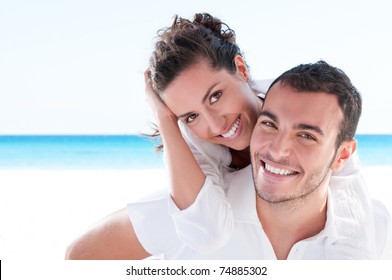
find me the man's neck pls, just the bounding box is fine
[256,188,328,260]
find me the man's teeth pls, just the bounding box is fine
[221,118,240,138]
[265,163,295,176]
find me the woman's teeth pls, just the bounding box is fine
[221,118,240,138]
[265,163,295,176]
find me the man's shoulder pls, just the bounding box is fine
[372,199,392,259]
[372,198,391,232]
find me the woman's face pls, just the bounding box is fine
[161,57,262,151]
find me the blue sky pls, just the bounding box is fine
[1,0,391,135]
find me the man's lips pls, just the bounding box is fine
[264,162,296,176]
[259,159,300,177]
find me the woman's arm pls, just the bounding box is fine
[145,71,234,251]
[65,208,151,260]
[145,70,207,209]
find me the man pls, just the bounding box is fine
[66,61,391,259]
[249,61,391,259]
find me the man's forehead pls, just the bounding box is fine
[263,82,338,108]
[261,83,343,132]
[264,82,296,102]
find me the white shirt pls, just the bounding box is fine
[127,166,392,259]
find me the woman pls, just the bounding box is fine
[65,13,371,259]
[143,13,266,252]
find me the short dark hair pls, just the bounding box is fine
[268,60,362,147]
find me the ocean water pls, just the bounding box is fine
[0,134,391,169]
[355,134,392,166]
[0,135,163,169]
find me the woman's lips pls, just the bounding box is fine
[220,117,240,139]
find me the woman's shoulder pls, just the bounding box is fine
[178,121,232,167]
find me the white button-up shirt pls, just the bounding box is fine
[127,166,392,259]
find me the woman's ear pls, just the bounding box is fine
[234,55,250,82]
[331,139,357,172]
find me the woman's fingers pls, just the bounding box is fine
[144,68,176,121]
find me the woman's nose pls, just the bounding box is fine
[205,113,226,136]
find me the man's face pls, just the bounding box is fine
[250,82,344,206]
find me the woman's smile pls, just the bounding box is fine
[219,116,241,139]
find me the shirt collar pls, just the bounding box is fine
[305,188,338,243]
[226,166,259,223]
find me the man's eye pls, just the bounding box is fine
[261,121,276,129]
[186,113,198,123]
[210,91,222,104]
[298,133,316,141]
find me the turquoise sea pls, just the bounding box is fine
[0,135,162,169]
[0,134,391,169]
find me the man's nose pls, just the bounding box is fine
[268,133,292,159]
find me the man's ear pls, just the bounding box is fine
[331,139,357,172]
[234,55,250,82]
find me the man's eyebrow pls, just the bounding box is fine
[259,111,325,136]
[259,111,278,122]
[294,124,325,136]
[177,82,221,119]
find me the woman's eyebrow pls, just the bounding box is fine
[201,82,221,104]
[177,111,193,119]
[177,81,222,119]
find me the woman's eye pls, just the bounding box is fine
[186,113,198,123]
[210,91,222,104]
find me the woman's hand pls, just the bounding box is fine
[144,69,177,124]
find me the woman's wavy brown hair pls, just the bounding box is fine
[146,13,246,151]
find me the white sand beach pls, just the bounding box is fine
[0,168,168,260]
[1,167,391,261]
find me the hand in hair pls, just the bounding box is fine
[144,69,177,126]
